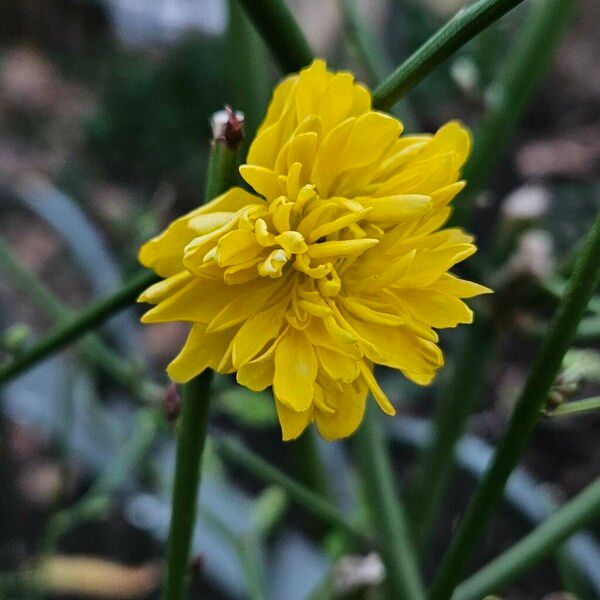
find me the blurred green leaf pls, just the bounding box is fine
[216,386,278,428]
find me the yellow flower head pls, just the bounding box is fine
[138,60,490,441]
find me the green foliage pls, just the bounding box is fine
[217,386,278,429]
[86,36,225,191]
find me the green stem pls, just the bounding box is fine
[161,117,242,600]
[453,477,600,600]
[428,211,600,600]
[0,235,160,403]
[205,138,243,203]
[452,0,576,226]
[353,403,425,600]
[410,0,576,560]
[544,396,600,418]
[235,0,313,73]
[410,315,496,553]
[0,269,158,387]
[213,435,369,547]
[372,0,528,111]
[162,371,213,600]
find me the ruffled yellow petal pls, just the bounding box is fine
[315,379,367,441]
[275,400,312,441]
[139,187,259,277]
[167,324,234,382]
[274,328,318,412]
[236,342,277,391]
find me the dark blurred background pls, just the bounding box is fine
[0,1,599,598]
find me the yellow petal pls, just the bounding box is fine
[315,346,360,384]
[236,342,277,391]
[167,324,234,382]
[315,379,367,440]
[137,271,192,304]
[350,83,371,116]
[141,277,237,324]
[311,117,355,196]
[273,327,318,411]
[239,165,282,200]
[401,290,474,328]
[318,72,355,133]
[358,362,395,415]
[256,75,298,136]
[430,181,466,207]
[232,296,289,367]
[286,132,318,174]
[275,231,308,254]
[216,229,262,267]
[337,112,401,172]
[296,59,330,123]
[359,194,431,222]
[139,187,259,277]
[307,238,379,259]
[275,399,312,441]
[206,281,279,333]
[343,311,442,386]
[429,273,493,297]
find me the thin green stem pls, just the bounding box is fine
[372,0,528,111]
[410,0,575,558]
[0,269,158,386]
[410,316,496,553]
[0,235,160,403]
[452,0,576,226]
[235,0,313,73]
[353,403,425,600]
[544,396,600,418]
[162,371,213,600]
[213,435,369,547]
[205,139,243,203]
[428,212,600,600]
[161,119,242,600]
[453,477,600,600]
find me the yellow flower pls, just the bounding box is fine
[138,59,491,441]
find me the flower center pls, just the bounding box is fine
[201,184,379,297]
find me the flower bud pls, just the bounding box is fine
[211,106,244,150]
[164,382,181,422]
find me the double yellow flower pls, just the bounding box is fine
[138,60,490,441]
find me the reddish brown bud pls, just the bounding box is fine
[164,382,181,422]
[211,106,245,150]
[190,554,204,576]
